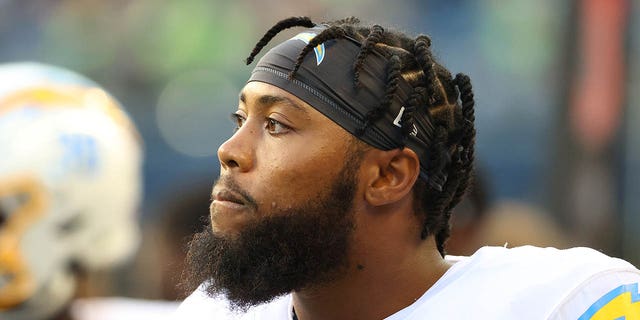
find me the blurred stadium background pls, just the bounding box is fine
[1,0,638,299]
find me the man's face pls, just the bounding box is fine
[182,81,364,310]
[209,81,363,235]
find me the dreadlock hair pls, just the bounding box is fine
[245,17,476,257]
[245,16,315,65]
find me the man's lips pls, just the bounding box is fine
[210,177,258,212]
[213,189,246,205]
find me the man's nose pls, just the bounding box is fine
[217,125,255,172]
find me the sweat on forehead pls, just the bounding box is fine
[247,26,435,181]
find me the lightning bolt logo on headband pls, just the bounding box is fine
[292,32,326,65]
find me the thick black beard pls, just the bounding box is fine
[181,161,359,311]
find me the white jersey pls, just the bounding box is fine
[173,246,640,319]
[71,297,181,320]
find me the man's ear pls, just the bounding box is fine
[363,148,420,207]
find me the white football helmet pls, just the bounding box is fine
[0,63,143,319]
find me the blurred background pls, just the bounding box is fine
[1,0,638,301]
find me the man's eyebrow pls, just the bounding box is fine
[258,94,308,113]
[239,91,308,114]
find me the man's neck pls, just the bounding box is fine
[291,237,450,320]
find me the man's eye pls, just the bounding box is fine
[230,113,246,131]
[266,118,290,135]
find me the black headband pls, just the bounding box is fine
[248,26,435,182]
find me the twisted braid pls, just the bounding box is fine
[329,16,360,25]
[433,168,466,254]
[424,73,476,256]
[245,16,315,65]
[380,54,402,121]
[355,54,401,136]
[425,125,450,192]
[290,26,347,78]
[418,123,458,255]
[413,36,440,105]
[419,125,451,239]
[353,25,385,86]
[400,87,426,142]
[444,73,476,214]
